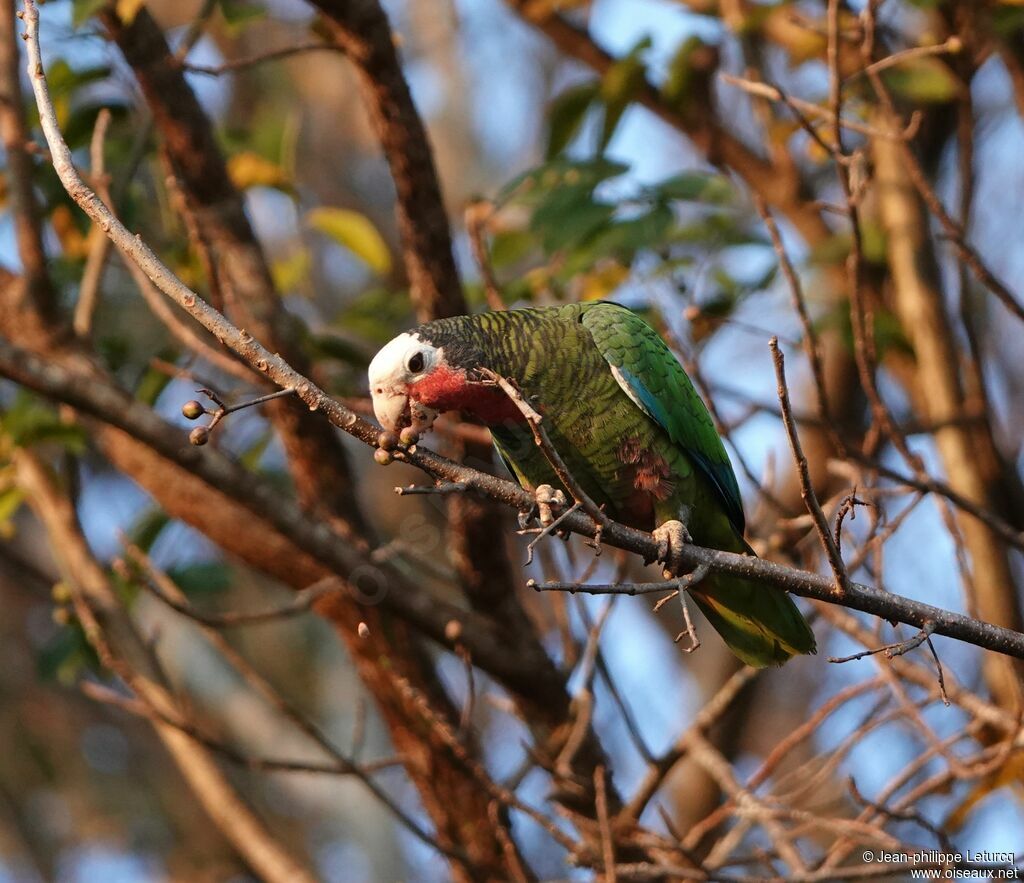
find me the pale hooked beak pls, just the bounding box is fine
[372,389,411,432]
[371,389,438,436]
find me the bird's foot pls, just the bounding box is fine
[518,484,567,529]
[653,519,693,579]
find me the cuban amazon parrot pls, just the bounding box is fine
[368,302,815,667]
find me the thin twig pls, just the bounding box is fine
[720,73,909,142]
[751,193,835,441]
[849,36,962,84]
[829,620,938,664]
[395,481,469,496]
[465,200,505,311]
[82,681,403,776]
[17,1,1024,664]
[524,500,581,565]
[181,42,343,76]
[134,567,342,628]
[479,367,610,529]
[73,108,113,337]
[770,337,850,595]
[595,765,616,883]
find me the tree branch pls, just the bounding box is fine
[17,0,1024,669]
[13,450,319,883]
[308,0,466,320]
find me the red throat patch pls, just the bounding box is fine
[408,364,526,425]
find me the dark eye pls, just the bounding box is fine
[407,351,425,373]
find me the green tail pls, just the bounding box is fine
[689,574,816,667]
[680,528,815,668]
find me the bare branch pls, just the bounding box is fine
[181,42,343,76]
[770,337,850,595]
[18,0,1024,665]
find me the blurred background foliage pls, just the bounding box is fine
[2,0,1024,880]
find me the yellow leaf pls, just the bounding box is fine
[116,0,144,24]
[227,151,291,192]
[762,7,826,65]
[51,205,89,260]
[578,261,629,301]
[272,249,311,294]
[306,207,392,276]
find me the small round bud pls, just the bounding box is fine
[399,426,420,446]
[374,448,394,466]
[444,619,463,642]
[357,622,370,639]
[182,400,205,420]
[377,430,400,452]
[189,426,210,446]
[51,581,71,604]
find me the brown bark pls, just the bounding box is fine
[14,451,320,883]
[0,0,64,349]
[308,0,465,322]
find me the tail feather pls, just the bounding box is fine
[690,575,816,668]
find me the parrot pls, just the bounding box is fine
[367,301,815,667]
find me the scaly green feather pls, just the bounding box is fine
[415,303,815,667]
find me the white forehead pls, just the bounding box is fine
[368,332,419,387]
[368,332,441,389]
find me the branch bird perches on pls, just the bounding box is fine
[14,0,1024,668]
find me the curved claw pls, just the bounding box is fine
[518,484,568,529]
[653,519,692,579]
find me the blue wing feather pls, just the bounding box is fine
[581,303,747,536]
[614,365,746,534]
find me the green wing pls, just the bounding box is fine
[580,302,746,535]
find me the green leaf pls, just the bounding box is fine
[239,431,274,471]
[167,562,233,597]
[37,625,96,684]
[883,57,960,103]
[587,203,674,258]
[46,61,111,99]
[62,103,129,152]
[217,0,267,34]
[489,229,535,268]
[333,286,414,344]
[672,213,766,248]
[72,0,107,27]
[127,508,171,553]
[657,171,735,204]
[598,36,651,152]
[662,36,703,106]
[530,189,615,254]
[0,487,25,538]
[134,362,173,407]
[807,231,852,266]
[306,332,374,368]
[307,207,392,275]
[497,158,628,206]
[546,82,600,159]
[817,304,912,359]
[1,393,87,453]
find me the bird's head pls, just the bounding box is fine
[368,328,523,435]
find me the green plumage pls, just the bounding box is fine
[419,302,815,667]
